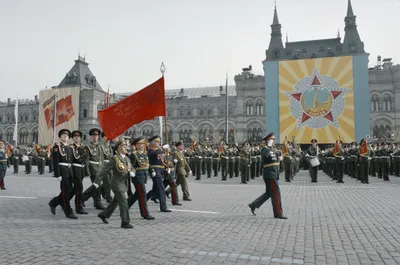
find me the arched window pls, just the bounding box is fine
[373,125,378,139]
[208,129,213,141]
[180,109,184,116]
[184,130,188,143]
[247,128,253,141]
[220,109,225,116]
[132,131,137,138]
[246,103,254,115]
[179,130,184,141]
[187,109,192,116]
[200,110,204,116]
[257,128,262,141]
[256,102,264,115]
[168,130,173,143]
[19,132,23,144]
[25,115,28,121]
[252,128,257,142]
[83,109,88,118]
[384,96,392,111]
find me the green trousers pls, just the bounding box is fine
[99,191,130,225]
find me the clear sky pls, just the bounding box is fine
[0,0,399,100]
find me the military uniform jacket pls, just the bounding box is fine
[306,146,320,157]
[0,148,9,170]
[148,147,166,178]
[70,143,86,178]
[95,154,132,192]
[261,146,280,179]
[100,143,113,163]
[53,143,74,179]
[240,148,251,166]
[85,142,104,176]
[174,150,191,176]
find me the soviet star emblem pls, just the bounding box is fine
[284,68,350,130]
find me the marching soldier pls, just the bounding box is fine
[379,142,391,181]
[282,137,293,182]
[82,128,106,210]
[146,135,171,212]
[369,143,377,177]
[250,146,257,179]
[97,139,134,229]
[203,145,213,178]
[358,138,370,184]
[162,144,182,206]
[306,139,320,183]
[240,142,251,184]
[248,132,287,219]
[212,147,219,177]
[220,142,229,181]
[228,147,235,178]
[127,136,155,220]
[69,130,88,214]
[48,129,77,219]
[333,138,345,183]
[348,142,358,179]
[168,141,192,201]
[0,139,10,190]
[37,146,48,175]
[234,145,240,178]
[12,147,21,174]
[392,143,400,177]
[194,143,203,180]
[100,132,113,203]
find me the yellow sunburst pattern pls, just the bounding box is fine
[279,56,355,144]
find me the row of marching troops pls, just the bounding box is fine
[7,145,53,175]
[318,137,400,184]
[47,128,194,228]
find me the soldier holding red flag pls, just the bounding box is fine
[358,137,371,184]
[333,138,345,183]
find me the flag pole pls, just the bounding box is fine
[13,94,19,148]
[52,95,57,143]
[225,72,229,144]
[160,62,168,145]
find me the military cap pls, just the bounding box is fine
[263,132,275,141]
[58,129,71,138]
[71,130,82,138]
[149,135,161,142]
[311,139,318,143]
[132,136,146,145]
[175,141,183,147]
[89,128,101,136]
[0,139,6,144]
[114,139,127,150]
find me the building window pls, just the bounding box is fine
[25,115,28,121]
[384,97,392,111]
[220,109,225,116]
[83,135,86,141]
[229,108,233,115]
[187,109,192,116]
[200,110,204,116]
[83,109,88,118]
[0,117,2,122]
[246,103,254,115]
[371,97,379,112]
[20,116,23,122]
[179,130,184,141]
[180,109,184,116]
[208,109,212,116]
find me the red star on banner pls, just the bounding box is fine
[331,91,342,99]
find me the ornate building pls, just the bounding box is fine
[0,1,399,146]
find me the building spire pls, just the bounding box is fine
[347,0,354,17]
[265,2,284,61]
[337,29,340,38]
[286,33,288,43]
[273,1,279,24]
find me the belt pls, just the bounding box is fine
[195,156,202,159]
[59,162,71,167]
[0,159,7,162]
[135,167,149,171]
[72,163,85,168]
[169,168,175,171]
[381,156,390,158]
[221,156,228,159]
[263,162,280,168]
[104,160,110,163]
[37,157,46,160]
[151,165,164,169]
[204,157,212,159]
[89,161,100,165]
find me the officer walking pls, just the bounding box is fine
[0,139,10,190]
[248,133,287,219]
[168,141,192,201]
[100,132,113,203]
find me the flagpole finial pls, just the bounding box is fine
[160,62,166,76]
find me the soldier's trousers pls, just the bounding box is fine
[146,176,168,211]
[220,161,228,180]
[101,173,112,202]
[206,160,212,178]
[128,177,150,217]
[240,164,249,183]
[24,159,32,174]
[394,159,400,176]
[82,174,103,207]
[250,162,256,179]
[283,158,292,182]
[49,177,73,216]
[168,173,190,199]
[194,159,202,180]
[70,176,84,210]
[99,191,130,226]
[37,158,45,174]
[164,174,179,205]
[0,166,6,189]
[190,159,196,176]
[381,161,390,181]
[12,158,19,173]
[48,160,53,173]
[335,159,344,183]
[235,159,240,177]
[228,161,234,178]
[250,175,283,217]
[359,159,370,183]
[201,160,206,175]
[213,159,218,177]
[310,166,318,182]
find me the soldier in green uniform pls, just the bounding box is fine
[12,147,21,174]
[306,139,321,182]
[282,138,293,182]
[203,145,213,178]
[358,138,370,184]
[379,142,391,181]
[248,133,287,219]
[348,142,358,179]
[250,146,257,179]
[194,143,203,180]
[127,136,155,220]
[240,142,251,184]
[333,139,345,183]
[37,146,48,175]
[97,139,134,229]
[0,139,10,190]
[82,128,106,210]
[162,144,182,206]
[169,141,192,201]
[220,142,229,181]
[369,143,377,177]
[100,132,114,203]
[212,147,219,177]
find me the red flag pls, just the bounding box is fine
[98,77,166,140]
[359,140,368,156]
[105,87,109,108]
[332,141,340,155]
[7,144,12,157]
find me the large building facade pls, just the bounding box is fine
[0,1,399,147]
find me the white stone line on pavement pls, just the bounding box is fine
[179,249,304,264]
[7,176,53,180]
[170,209,219,214]
[0,196,38,199]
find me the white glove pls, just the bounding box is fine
[162,144,170,149]
[188,170,192,175]
[267,140,273,147]
[130,172,135,177]
[173,159,178,164]
[93,183,99,188]
[152,172,156,177]
[167,168,171,174]
[306,154,309,157]
[57,176,62,182]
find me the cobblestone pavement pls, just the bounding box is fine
[1,166,400,265]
